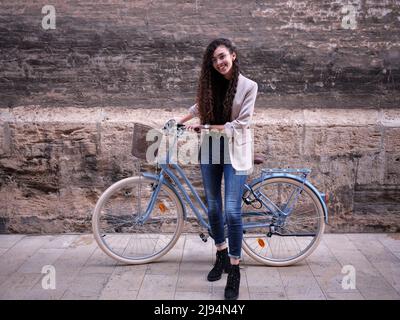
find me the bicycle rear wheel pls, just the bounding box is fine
[241,177,325,266]
[92,175,184,264]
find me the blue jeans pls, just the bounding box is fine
[199,134,248,259]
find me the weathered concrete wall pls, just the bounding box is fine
[0,106,399,233]
[0,0,399,109]
[0,1,399,233]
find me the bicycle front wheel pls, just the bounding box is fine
[241,177,325,266]
[92,175,184,264]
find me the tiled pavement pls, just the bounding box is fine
[0,233,399,300]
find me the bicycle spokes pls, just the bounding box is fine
[242,177,325,266]
[92,176,184,264]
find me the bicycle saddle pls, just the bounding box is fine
[254,154,265,165]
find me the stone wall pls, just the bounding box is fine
[0,106,399,233]
[0,1,399,233]
[0,0,399,109]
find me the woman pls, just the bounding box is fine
[177,38,258,300]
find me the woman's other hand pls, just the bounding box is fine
[186,124,203,132]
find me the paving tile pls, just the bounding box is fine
[324,237,376,270]
[50,244,97,276]
[307,257,344,284]
[0,275,7,286]
[306,241,356,294]
[371,264,400,294]
[75,233,129,275]
[377,233,400,259]
[346,233,383,241]
[307,238,341,263]
[349,234,400,294]
[176,268,212,293]
[99,289,138,300]
[0,235,26,249]
[313,273,351,294]
[323,234,358,251]
[0,273,42,299]
[278,264,326,300]
[245,265,285,294]
[69,234,96,248]
[182,235,212,263]
[61,273,111,300]
[137,274,178,299]
[42,234,79,249]
[17,248,66,274]
[25,273,76,300]
[0,235,54,276]
[146,261,180,276]
[146,237,185,275]
[281,276,326,300]
[323,253,394,299]
[155,236,185,263]
[355,271,400,300]
[325,291,365,300]
[249,292,287,300]
[174,291,215,300]
[349,234,400,264]
[101,264,147,296]
[79,247,117,275]
[277,263,314,277]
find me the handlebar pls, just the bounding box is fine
[163,119,201,134]
[178,123,201,133]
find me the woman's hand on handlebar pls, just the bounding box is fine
[185,124,203,133]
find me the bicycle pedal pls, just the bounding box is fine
[199,233,208,242]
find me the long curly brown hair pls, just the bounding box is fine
[196,38,240,125]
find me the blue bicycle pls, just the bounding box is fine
[92,119,328,266]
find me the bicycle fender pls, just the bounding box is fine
[141,172,188,219]
[249,173,329,224]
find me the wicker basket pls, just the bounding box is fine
[131,123,163,161]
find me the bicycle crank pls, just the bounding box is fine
[267,225,275,237]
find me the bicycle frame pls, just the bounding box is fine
[141,163,323,238]
[141,163,277,234]
[139,163,296,237]
[244,169,311,218]
[143,164,208,226]
[248,169,329,224]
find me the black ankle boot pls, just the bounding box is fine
[224,264,240,300]
[207,248,231,282]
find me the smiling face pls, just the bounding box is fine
[211,45,236,80]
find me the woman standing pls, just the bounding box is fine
[177,38,258,300]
